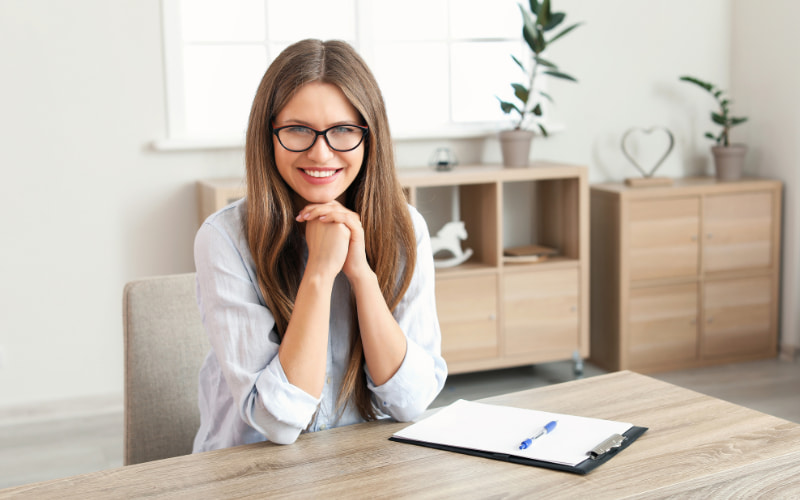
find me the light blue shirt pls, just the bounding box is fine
[192,198,447,452]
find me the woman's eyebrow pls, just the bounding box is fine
[274,118,361,128]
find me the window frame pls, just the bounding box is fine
[154,0,528,151]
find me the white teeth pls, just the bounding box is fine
[304,169,337,178]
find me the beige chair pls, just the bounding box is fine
[122,273,209,465]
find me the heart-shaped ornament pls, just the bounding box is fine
[621,126,675,178]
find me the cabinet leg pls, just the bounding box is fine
[572,350,584,379]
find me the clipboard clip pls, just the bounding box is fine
[588,433,627,459]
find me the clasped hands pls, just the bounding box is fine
[296,201,372,283]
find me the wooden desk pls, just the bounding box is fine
[3,371,800,498]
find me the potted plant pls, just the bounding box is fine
[679,75,749,181]
[497,0,582,167]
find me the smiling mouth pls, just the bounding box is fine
[302,169,340,178]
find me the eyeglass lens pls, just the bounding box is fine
[274,125,366,152]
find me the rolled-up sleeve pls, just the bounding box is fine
[194,215,319,445]
[368,207,448,421]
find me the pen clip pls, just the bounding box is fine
[588,433,626,459]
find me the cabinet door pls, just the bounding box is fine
[503,268,579,357]
[628,197,699,281]
[703,192,774,273]
[435,274,498,363]
[628,283,698,370]
[702,276,773,358]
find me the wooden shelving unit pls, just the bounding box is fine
[590,177,783,373]
[197,162,589,374]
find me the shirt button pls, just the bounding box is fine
[320,424,327,430]
[326,377,332,385]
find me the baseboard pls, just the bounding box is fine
[779,344,799,362]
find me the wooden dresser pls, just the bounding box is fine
[590,177,782,372]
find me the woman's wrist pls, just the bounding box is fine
[345,265,378,291]
[301,266,339,291]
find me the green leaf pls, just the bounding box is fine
[533,56,557,68]
[730,116,748,126]
[679,76,713,92]
[538,90,553,103]
[520,5,539,53]
[538,0,552,27]
[529,0,540,15]
[548,22,583,45]
[511,83,530,103]
[534,25,546,53]
[711,112,726,125]
[543,12,565,31]
[511,54,526,72]
[543,70,578,82]
[538,123,548,137]
[704,132,716,141]
[532,103,543,116]
[523,25,538,53]
[497,97,521,116]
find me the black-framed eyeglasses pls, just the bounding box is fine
[272,124,368,152]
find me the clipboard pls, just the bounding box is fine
[389,399,648,475]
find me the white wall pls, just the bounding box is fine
[0,1,244,407]
[730,0,800,355]
[1,0,792,410]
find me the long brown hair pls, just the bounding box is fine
[244,39,416,420]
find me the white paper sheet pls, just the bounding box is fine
[392,399,633,466]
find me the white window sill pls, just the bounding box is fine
[150,136,246,152]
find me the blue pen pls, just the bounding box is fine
[519,420,558,449]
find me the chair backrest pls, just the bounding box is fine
[122,273,208,465]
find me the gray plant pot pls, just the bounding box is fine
[499,129,535,167]
[711,144,747,181]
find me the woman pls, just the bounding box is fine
[193,39,447,452]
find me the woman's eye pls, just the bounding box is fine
[286,126,313,135]
[332,126,358,135]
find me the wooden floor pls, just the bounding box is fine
[1,357,797,489]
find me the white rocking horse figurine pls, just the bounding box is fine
[430,221,473,268]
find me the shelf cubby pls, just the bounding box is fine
[399,163,588,374]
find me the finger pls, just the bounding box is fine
[295,202,343,222]
[305,210,364,248]
[297,203,357,224]
[317,210,362,233]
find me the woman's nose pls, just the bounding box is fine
[305,135,335,162]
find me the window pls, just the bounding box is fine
[158,0,524,148]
